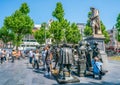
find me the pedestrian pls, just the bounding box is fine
[33,50,40,69]
[45,45,53,75]
[42,47,46,70]
[16,50,21,60]
[29,49,33,64]
[2,50,7,62]
[6,50,10,62]
[11,50,16,63]
[92,56,103,79]
[0,49,4,64]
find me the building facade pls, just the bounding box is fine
[106,26,120,49]
[77,23,86,40]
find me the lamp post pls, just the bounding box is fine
[63,29,66,43]
[45,24,48,45]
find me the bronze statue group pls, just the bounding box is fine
[28,41,108,83]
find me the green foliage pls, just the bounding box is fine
[66,23,81,44]
[52,2,64,22]
[103,30,110,43]
[19,3,30,14]
[33,23,50,44]
[84,12,92,36]
[84,25,92,36]
[100,21,106,33]
[0,26,15,45]
[50,21,63,44]
[4,2,34,49]
[100,21,110,43]
[115,13,120,41]
[50,2,81,44]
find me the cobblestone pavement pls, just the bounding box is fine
[0,58,120,85]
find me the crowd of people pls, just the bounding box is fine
[28,45,53,76]
[0,49,24,64]
[0,45,54,76]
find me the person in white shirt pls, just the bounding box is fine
[29,49,33,64]
[42,48,46,70]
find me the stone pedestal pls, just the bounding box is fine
[85,35,108,71]
[52,69,80,84]
[85,35,105,51]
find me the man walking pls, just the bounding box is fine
[29,49,33,64]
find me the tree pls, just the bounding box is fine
[4,3,34,50]
[115,13,120,41]
[84,12,92,36]
[66,23,81,44]
[84,25,92,37]
[50,2,65,44]
[50,2,81,44]
[19,3,30,14]
[52,2,64,22]
[50,21,63,44]
[33,23,50,45]
[0,26,15,48]
[103,30,110,44]
[100,21,110,43]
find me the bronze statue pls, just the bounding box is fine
[90,7,102,35]
[77,41,87,76]
[93,41,100,58]
[86,43,93,71]
[58,44,73,79]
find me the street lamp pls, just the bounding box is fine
[45,24,48,45]
[63,29,67,44]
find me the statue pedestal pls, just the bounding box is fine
[52,69,80,84]
[85,35,108,71]
[85,35,105,51]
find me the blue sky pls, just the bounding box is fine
[0,0,120,29]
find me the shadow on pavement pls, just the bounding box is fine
[44,74,55,80]
[27,67,33,69]
[33,68,45,74]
